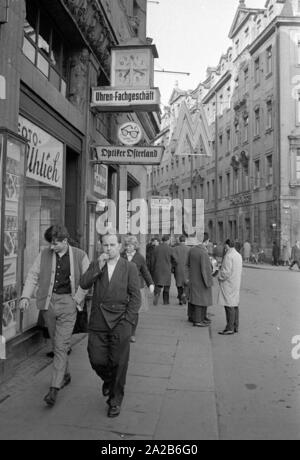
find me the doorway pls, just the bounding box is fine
[65,147,79,244]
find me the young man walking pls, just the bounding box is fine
[19,225,89,406]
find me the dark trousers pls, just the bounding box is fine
[224,307,239,332]
[154,285,170,304]
[290,260,300,269]
[188,303,207,323]
[132,314,139,336]
[87,319,132,407]
[177,286,188,302]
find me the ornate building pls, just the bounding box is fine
[149,0,300,260]
[0,0,160,379]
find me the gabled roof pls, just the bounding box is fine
[229,3,265,39]
[280,0,294,17]
[168,87,188,106]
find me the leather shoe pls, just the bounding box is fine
[218,330,235,335]
[108,405,121,418]
[60,373,71,389]
[193,322,209,327]
[44,387,59,407]
[181,294,187,305]
[102,382,111,397]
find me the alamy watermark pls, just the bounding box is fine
[95,192,204,236]
[291,336,300,361]
[0,335,6,360]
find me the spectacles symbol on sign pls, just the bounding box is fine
[118,122,143,146]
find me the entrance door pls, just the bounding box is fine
[65,147,79,244]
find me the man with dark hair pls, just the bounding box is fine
[80,232,141,418]
[19,225,90,406]
[218,239,243,335]
[151,235,177,306]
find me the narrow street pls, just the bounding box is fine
[0,265,299,440]
[210,265,300,440]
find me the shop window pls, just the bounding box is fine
[22,0,68,96]
[18,116,64,332]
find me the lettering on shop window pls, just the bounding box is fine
[18,116,63,189]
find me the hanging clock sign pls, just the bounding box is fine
[91,42,160,113]
[118,122,143,146]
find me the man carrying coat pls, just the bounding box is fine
[218,239,243,335]
[80,233,141,418]
[186,237,214,327]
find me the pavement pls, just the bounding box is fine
[0,285,219,441]
[0,263,299,440]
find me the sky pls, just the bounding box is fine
[147,0,267,106]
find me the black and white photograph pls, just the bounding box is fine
[0,0,300,444]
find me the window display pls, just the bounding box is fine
[1,134,25,340]
[18,116,64,332]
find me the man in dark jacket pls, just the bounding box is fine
[151,235,177,306]
[172,235,190,305]
[186,238,214,327]
[80,233,141,418]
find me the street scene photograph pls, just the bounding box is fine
[0,0,300,443]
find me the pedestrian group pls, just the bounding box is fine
[23,224,283,418]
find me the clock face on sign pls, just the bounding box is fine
[114,50,150,87]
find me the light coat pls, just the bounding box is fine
[218,248,243,307]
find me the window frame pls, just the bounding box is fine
[22,0,68,96]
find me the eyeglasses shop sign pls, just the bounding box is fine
[18,116,63,189]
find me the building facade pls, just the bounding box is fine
[149,0,300,260]
[0,0,159,379]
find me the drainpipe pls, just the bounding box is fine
[214,91,218,242]
[276,24,281,247]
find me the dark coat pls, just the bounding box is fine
[187,245,213,307]
[152,243,177,286]
[172,244,190,287]
[80,257,141,331]
[122,251,154,289]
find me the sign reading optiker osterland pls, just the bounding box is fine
[91,87,161,112]
[94,146,164,165]
[18,116,63,188]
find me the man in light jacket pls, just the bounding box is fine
[218,239,243,335]
[19,225,89,406]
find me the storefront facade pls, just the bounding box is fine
[0,0,160,379]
